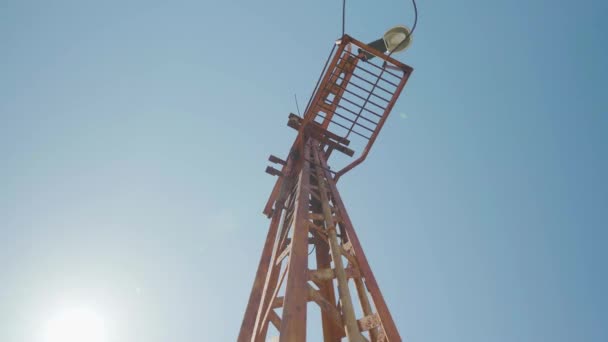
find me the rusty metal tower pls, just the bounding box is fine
[238,34,413,342]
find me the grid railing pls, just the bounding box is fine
[301,35,413,177]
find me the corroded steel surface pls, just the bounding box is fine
[263,35,413,217]
[239,34,413,341]
[240,138,403,341]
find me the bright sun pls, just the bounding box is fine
[42,307,107,342]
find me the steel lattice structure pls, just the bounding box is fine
[239,35,413,342]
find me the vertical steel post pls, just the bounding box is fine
[318,152,402,341]
[312,145,364,342]
[238,207,283,341]
[279,140,312,341]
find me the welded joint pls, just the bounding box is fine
[357,313,381,332]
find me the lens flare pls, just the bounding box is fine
[41,307,107,342]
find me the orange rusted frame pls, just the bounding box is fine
[263,35,413,216]
[244,32,413,341]
[241,139,405,341]
[278,140,312,341]
[238,206,283,341]
[262,38,346,217]
[317,152,401,341]
[332,37,413,181]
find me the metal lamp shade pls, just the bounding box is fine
[358,25,412,60]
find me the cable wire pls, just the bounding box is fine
[342,0,346,37]
[387,0,418,59]
[308,244,316,255]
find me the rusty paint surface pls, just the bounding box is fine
[263,34,413,216]
[240,33,412,341]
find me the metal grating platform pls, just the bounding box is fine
[300,35,414,178]
[263,35,414,216]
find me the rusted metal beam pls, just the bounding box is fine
[308,268,336,282]
[344,266,361,279]
[257,258,290,341]
[340,245,358,266]
[279,140,313,341]
[244,33,412,341]
[275,244,292,266]
[266,166,284,177]
[312,145,365,342]
[238,204,284,342]
[334,56,412,181]
[354,274,378,341]
[264,38,347,215]
[288,113,354,157]
[307,284,345,336]
[269,155,287,166]
[269,310,282,330]
[317,153,401,341]
[357,314,382,332]
[310,194,343,342]
[272,296,284,309]
[253,186,298,340]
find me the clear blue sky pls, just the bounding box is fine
[1,0,606,341]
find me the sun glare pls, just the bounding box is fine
[42,307,107,342]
